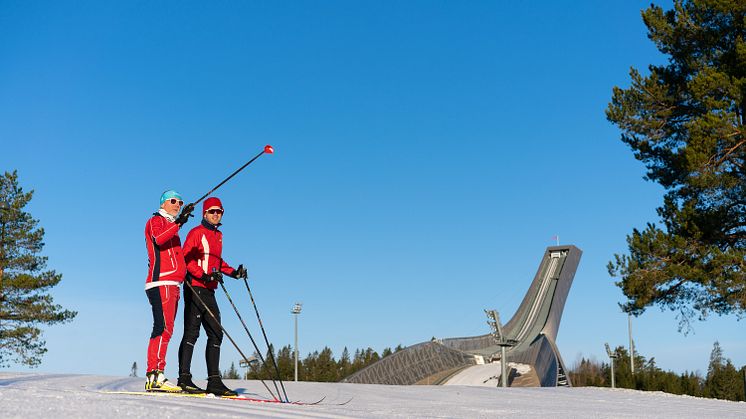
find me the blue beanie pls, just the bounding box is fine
[160,190,183,206]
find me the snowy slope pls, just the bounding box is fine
[443,363,532,387]
[1,372,744,418]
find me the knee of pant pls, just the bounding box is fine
[183,330,200,345]
[207,334,223,347]
[150,322,165,339]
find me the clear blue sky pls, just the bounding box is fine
[2,0,743,379]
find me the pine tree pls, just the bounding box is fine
[303,350,319,381]
[707,341,725,377]
[338,347,351,380]
[362,347,380,366]
[276,345,294,381]
[260,345,276,380]
[606,0,746,329]
[704,341,743,401]
[223,362,240,379]
[0,171,77,367]
[315,347,336,382]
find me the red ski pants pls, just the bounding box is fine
[145,285,180,372]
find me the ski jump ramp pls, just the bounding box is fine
[343,245,582,387]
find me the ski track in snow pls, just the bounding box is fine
[0,372,744,418]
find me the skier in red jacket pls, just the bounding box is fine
[177,196,247,396]
[144,189,194,392]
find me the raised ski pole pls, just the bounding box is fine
[242,276,290,403]
[182,279,279,401]
[189,144,274,208]
[218,280,283,401]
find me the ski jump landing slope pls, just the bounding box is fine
[343,245,582,387]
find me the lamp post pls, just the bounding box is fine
[485,309,517,388]
[628,314,635,375]
[292,302,302,382]
[0,201,9,307]
[605,343,617,389]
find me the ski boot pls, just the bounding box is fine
[206,375,238,397]
[145,370,181,392]
[177,373,206,394]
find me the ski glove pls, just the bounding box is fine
[202,271,223,284]
[175,203,195,226]
[234,265,248,279]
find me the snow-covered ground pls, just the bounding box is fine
[444,362,532,387]
[1,372,744,418]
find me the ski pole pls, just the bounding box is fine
[218,280,283,402]
[242,276,290,403]
[191,144,274,207]
[182,279,279,401]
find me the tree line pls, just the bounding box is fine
[222,340,744,402]
[569,341,745,402]
[222,344,403,382]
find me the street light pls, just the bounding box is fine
[292,302,302,382]
[605,343,617,389]
[0,201,9,314]
[628,314,635,375]
[485,309,517,388]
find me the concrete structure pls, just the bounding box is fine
[343,245,582,387]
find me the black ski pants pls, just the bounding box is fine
[178,285,224,377]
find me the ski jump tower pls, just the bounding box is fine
[343,245,582,387]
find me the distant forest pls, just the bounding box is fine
[223,344,404,383]
[223,341,745,402]
[569,341,745,402]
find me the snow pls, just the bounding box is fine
[1,372,745,418]
[444,363,531,387]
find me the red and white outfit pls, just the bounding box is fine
[178,197,240,378]
[183,221,238,287]
[144,210,186,372]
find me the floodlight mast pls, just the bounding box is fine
[628,314,635,375]
[485,309,517,388]
[605,343,617,389]
[292,303,303,382]
[0,201,11,316]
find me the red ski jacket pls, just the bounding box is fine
[144,213,187,289]
[183,220,237,290]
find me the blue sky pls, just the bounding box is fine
[1,1,743,379]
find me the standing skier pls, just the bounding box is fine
[144,190,194,392]
[177,197,248,396]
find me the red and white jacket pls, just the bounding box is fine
[144,212,186,290]
[183,220,238,290]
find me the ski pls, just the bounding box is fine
[101,390,332,405]
[318,396,354,406]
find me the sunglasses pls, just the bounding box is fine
[207,209,224,215]
[168,199,184,206]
